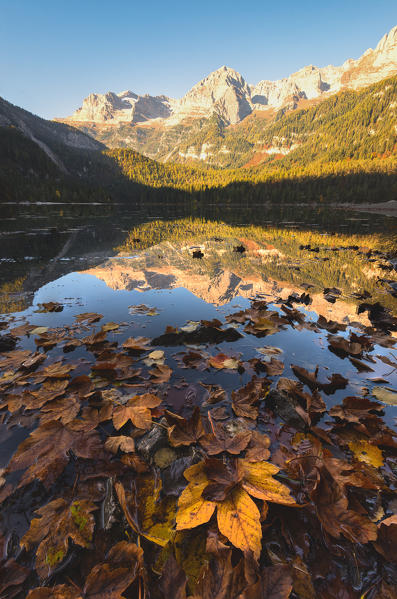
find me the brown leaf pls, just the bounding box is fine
[200,422,252,456]
[374,515,397,563]
[75,312,103,324]
[291,365,348,395]
[122,336,150,353]
[149,363,172,383]
[83,541,144,598]
[8,420,103,488]
[113,393,161,430]
[232,377,270,420]
[166,407,205,446]
[21,498,97,579]
[105,435,135,454]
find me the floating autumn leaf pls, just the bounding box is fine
[311,467,377,544]
[209,353,240,370]
[36,301,63,313]
[165,406,205,446]
[82,330,107,347]
[232,377,270,420]
[122,336,150,353]
[176,458,296,558]
[7,420,103,488]
[328,334,363,356]
[30,326,49,336]
[0,349,31,370]
[21,498,97,579]
[144,349,165,366]
[348,440,384,468]
[113,393,161,430]
[105,435,135,454]
[291,365,348,395]
[149,363,172,383]
[129,303,159,316]
[101,321,120,332]
[83,541,144,598]
[39,395,81,425]
[257,346,283,356]
[245,314,281,337]
[200,421,252,455]
[75,312,103,324]
[372,386,397,406]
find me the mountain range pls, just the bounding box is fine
[1,25,396,206]
[56,25,397,166]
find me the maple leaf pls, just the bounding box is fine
[112,393,161,430]
[105,435,135,454]
[209,353,240,370]
[122,336,151,353]
[311,467,377,544]
[149,363,172,383]
[75,312,103,324]
[200,422,252,456]
[165,407,205,446]
[83,541,144,598]
[21,498,97,579]
[39,395,81,425]
[232,377,270,420]
[7,420,103,488]
[291,365,348,395]
[176,458,296,557]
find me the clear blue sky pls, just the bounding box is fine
[1,0,396,119]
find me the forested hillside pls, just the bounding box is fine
[171,76,397,168]
[1,78,397,205]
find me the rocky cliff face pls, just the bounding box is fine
[69,90,173,124]
[62,25,397,128]
[252,25,397,108]
[170,66,253,125]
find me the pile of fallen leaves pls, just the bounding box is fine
[0,296,396,599]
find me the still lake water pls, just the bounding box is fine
[0,200,396,436]
[0,200,397,593]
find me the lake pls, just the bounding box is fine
[0,200,396,595]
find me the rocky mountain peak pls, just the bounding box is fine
[62,25,397,128]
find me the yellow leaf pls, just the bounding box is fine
[239,460,296,505]
[216,487,262,559]
[348,440,384,468]
[176,479,216,530]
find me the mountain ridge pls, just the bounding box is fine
[62,25,397,129]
